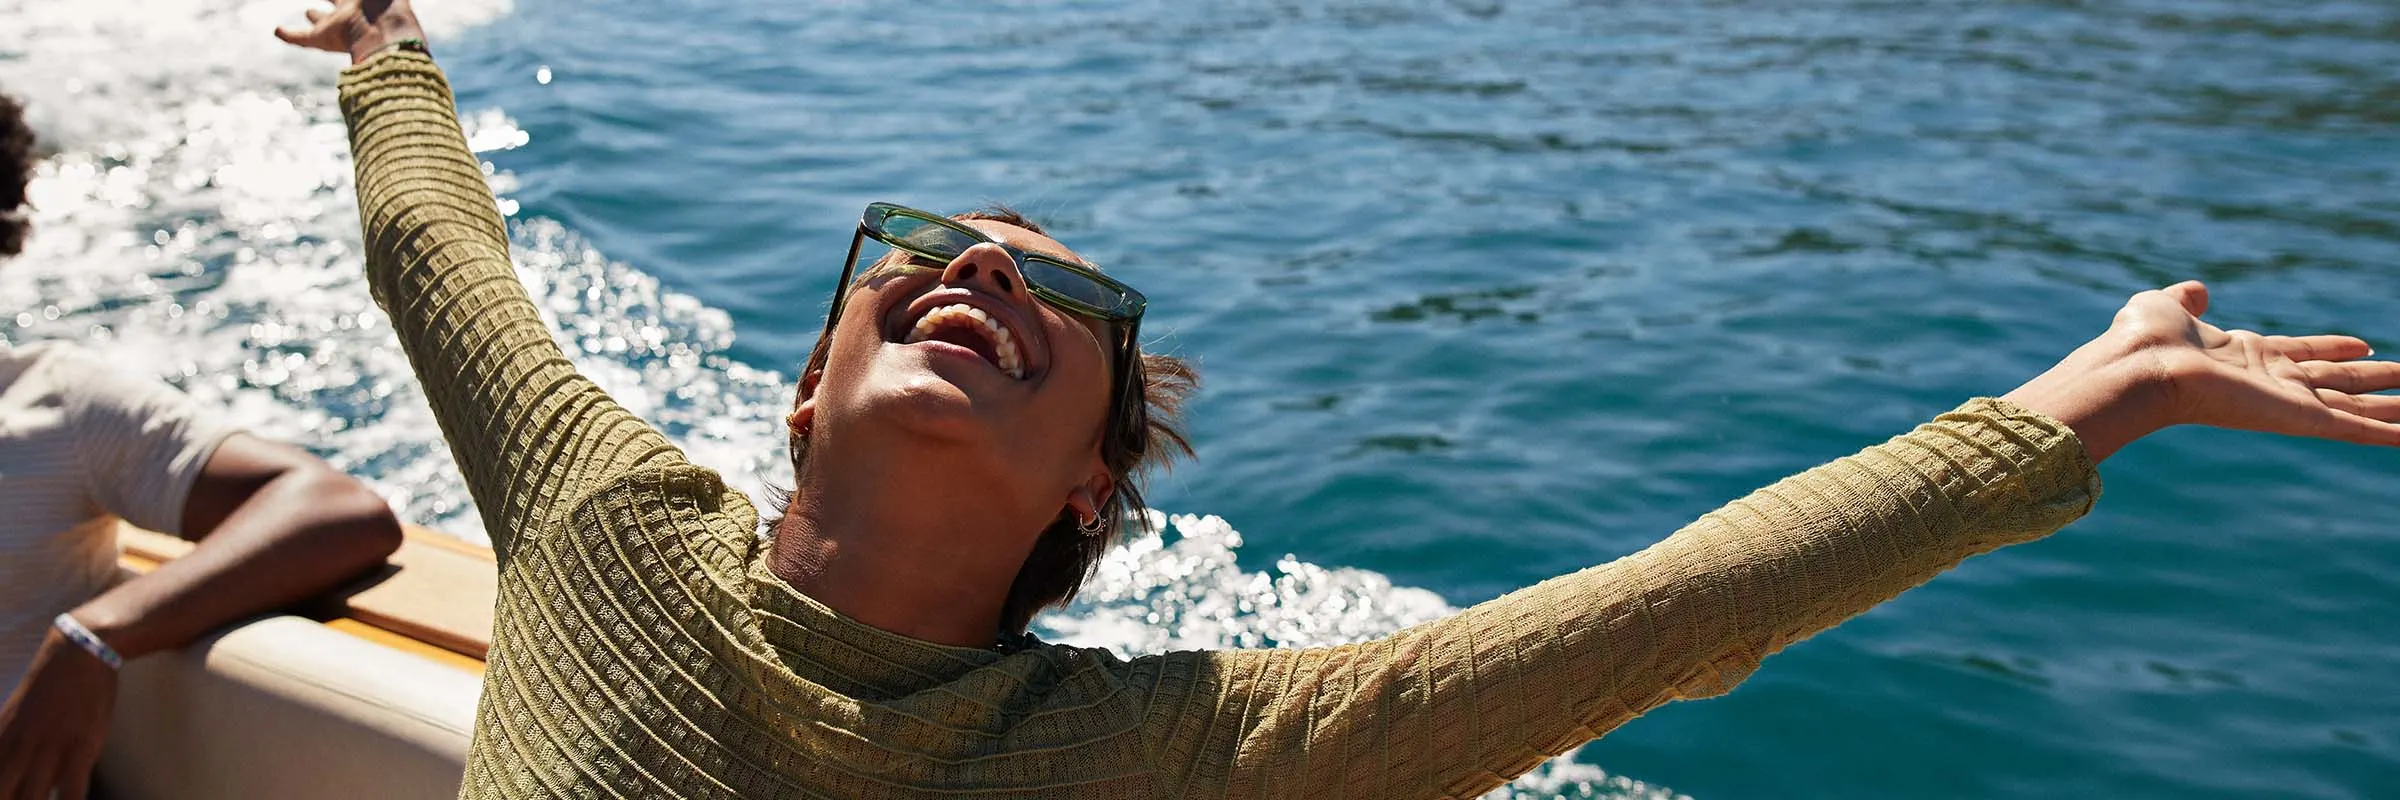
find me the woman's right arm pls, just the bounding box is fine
[281,2,681,562]
[1132,398,2103,798]
[1129,282,2397,798]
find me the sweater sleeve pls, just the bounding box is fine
[1130,398,2103,799]
[338,51,681,564]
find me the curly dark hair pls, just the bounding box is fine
[0,91,30,257]
[779,206,1198,636]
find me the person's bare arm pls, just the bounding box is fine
[76,434,403,658]
[0,435,400,800]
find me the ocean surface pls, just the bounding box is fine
[5,0,2399,796]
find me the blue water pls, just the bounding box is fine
[6,0,2399,796]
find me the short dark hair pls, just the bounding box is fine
[779,205,1198,636]
[1,91,32,257]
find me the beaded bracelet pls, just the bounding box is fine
[52,613,123,670]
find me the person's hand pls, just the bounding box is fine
[272,0,427,64]
[0,628,119,800]
[2005,280,2399,461]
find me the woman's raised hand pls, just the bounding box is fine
[2005,280,2399,461]
[272,0,426,64]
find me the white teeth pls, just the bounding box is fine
[902,304,1026,379]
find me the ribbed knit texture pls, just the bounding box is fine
[340,51,2104,800]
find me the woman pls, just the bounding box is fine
[279,1,2398,798]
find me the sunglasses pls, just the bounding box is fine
[827,202,1148,419]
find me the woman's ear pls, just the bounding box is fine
[788,369,823,437]
[1063,467,1116,526]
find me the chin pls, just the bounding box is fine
[853,360,1005,449]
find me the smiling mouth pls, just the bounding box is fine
[904,303,1026,379]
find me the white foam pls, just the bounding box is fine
[0,2,1681,795]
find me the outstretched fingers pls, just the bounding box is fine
[272,22,333,49]
[2299,359,2400,394]
[2316,388,2400,421]
[2270,334,2375,363]
[272,3,347,51]
[2291,353,2400,445]
[2310,399,2400,446]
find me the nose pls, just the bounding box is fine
[940,243,1028,301]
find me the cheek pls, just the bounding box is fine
[833,283,904,352]
[810,291,894,396]
[1034,318,1116,432]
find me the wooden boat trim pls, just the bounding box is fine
[117,523,495,674]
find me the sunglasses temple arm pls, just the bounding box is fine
[805,228,868,364]
[828,229,865,330]
[1114,317,1143,427]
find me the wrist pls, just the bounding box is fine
[346,18,428,64]
[66,596,158,661]
[50,612,126,671]
[2002,336,2169,463]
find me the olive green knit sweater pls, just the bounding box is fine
[340,51,2102,800]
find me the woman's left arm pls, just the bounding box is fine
[1130,281,2396,798]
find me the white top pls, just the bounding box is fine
[0,342,237,691]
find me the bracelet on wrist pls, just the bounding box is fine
[364,36,431,60]
[52,612,123,670]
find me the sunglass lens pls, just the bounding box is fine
[1020,259,1126,317]
[877,213,978,260]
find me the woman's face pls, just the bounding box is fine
[800,219,1118,521]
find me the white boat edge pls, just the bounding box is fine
[100,525,488,799]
